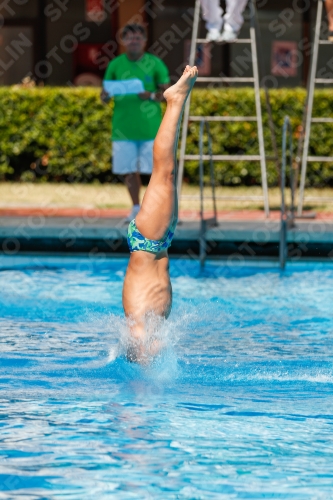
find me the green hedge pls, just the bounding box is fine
[0,87,112,183]
[0,87,332,186]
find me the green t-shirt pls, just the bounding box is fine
[104,53,170,141]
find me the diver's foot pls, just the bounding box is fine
[163,65,198,103]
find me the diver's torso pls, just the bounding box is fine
[122,251,172,321]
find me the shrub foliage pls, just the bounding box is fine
[0,86,332,186]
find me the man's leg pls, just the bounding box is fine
[222,0,248,39]
[135,66,198,240]
[200,0,224,32]
[325,0,333,37]
[124,172,141,206]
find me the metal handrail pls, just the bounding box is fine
[199,119,218,268]
[280,116,295,269]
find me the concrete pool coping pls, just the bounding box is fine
[0,213,333,258]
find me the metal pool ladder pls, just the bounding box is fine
[280,116,295,270]
[199,119,218,268]
[177,0,276,218]
[297,0,333,215]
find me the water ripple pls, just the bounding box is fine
[0,258,333,498]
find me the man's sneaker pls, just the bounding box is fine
[206,28,221,42]
[329,31,333,42]
[125,204,140,222]
[219,26,239,43]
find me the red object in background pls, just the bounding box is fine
[86,0,106,22]
[74,43,108,86]
[271,41,298,77]
[76,43,105,71]
[184,40,211,76]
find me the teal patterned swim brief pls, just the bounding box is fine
[127,218,177,253]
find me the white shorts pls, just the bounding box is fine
[112,140,154,175]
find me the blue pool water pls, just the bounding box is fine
[1,256,333,498]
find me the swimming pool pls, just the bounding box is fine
[1,256,333,498]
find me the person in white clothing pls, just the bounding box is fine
[200,0,249,42]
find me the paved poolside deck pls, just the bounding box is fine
[0,207,333,259]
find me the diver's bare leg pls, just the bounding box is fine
[135,66,198,240]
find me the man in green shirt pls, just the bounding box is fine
[101,23,170,221]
